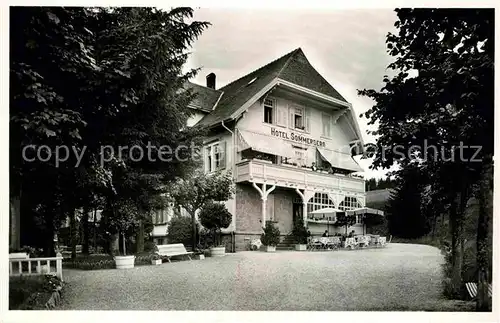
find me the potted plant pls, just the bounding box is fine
[198,202,232,257]
[261,221,280,252]
[151,253,162,265]
[105,199,140,269]
[291,217,308,251]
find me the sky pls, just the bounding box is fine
[182,8,400,179]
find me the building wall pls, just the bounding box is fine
[236,96,358,166]
[271,188,295,235]
[235,183,262,234]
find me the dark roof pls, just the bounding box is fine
[197,48,347,127]
[185,82,222,113]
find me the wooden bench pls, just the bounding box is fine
[156,244,193,263]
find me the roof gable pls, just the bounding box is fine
[278,49,347,102]
[197,48,348,127]
[185,82,222,113]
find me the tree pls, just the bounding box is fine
[10,7,210,255]
[334,214,357,235]
[198,202,232,247]
[103,198,141,256]
[358,9,493,300]
[171,170,234,249]
[386,163,430,239]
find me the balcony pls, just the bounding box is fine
[235,159,365,193]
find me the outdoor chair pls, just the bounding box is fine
[308,238,323,251]
[357,235,370,248]
[326,237,341,250]
[344,237,357,249]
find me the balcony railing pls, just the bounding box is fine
[235,159,365,193]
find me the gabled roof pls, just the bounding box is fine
[197,48,348,127]
[185,82,222,113]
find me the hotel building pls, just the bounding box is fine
[152,48,367,250]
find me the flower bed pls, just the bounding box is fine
[9,275,63,310]
[63,253,155,270]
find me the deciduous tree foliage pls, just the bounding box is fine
[10,7,210,255]
[198,202,232,247]
[171,170,234,249]
[358,9,493,308]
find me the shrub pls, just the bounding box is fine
[291,217,308,244]
[167,214,195,246]
[198,228,214,250]
[198,202,232,247]
[261,221,281,246]
[9,275,62,310]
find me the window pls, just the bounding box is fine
[294,149,306,167]
[338,196,362,211]
[307,193,336,220]
[205,141,226,172]
[322,113,331,138]
[290,106,310,132]
[153,207,171,224]
[264,99,274,124]
[293,108,304,130]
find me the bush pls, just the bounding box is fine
[9,275,62,310]
[291,217,308,244]
[261,221,280,246]
[167,215,195,246]
[198,202,232,247]
[198,228,214,250]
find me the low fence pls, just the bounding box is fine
[9,255,63,281]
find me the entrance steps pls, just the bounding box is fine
[276,235,296,251]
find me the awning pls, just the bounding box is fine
[237,129,295,159]
[316,147,364,173]
[310,208,343,215]
[346,207,384,216]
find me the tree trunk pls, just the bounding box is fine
[476,164,492,311]
[9,196,21,250]
[192,213,197,251]
[136,220,144,253]
[93,209,97,252]
[122,232,127,256]
[110,233,119,256]
[82,210,90,255]
[449,194,464,298]
[70,210,77,259]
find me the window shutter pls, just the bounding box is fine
[289,106,294,129]
[218,141,227,170]
[277,105,287,127]
[305,108,311,133]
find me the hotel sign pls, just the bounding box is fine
[270,127,326,147]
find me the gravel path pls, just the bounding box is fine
[59,243,450,311]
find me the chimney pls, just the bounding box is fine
[206,73,216,89]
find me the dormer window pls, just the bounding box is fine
[263,98,274,124]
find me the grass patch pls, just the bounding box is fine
[9,275,61,310]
